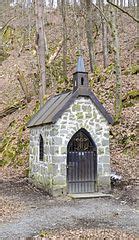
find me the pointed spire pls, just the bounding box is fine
[76,56,86,72]
[73,56,89,92]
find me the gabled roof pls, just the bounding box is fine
[27,88,114,128]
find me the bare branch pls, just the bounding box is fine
[106,0,139,23]
[0,17,16,31]
[92,3,110,24]
[47,40,63,65]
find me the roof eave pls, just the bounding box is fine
[27,87,114,128]
[88,90,114,125]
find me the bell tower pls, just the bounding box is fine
[73,56,89,92]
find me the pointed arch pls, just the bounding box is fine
[39,134,44,161]
[67,128,97,151]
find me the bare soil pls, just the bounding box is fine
[0,178,138,240]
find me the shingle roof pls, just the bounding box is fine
[27,89,114,127]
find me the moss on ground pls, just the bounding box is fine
[124,64,139,75]
[122,89,139,108]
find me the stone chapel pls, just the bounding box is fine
[27,56,113,196]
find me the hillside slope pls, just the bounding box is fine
[0,9,138,182]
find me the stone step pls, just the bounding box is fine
[68,193,112,199]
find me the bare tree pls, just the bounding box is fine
[107,0,139,22]
[110,6,122,121]
[73,0,82,53]
[17,68,31,103]
[27,3,32,49]
[49,0,54,8]
[34,0,47,107]
[99,0,109,68]
[61,0,68,82]
[85,0,96,73]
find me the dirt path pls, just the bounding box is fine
[0,179,139,240]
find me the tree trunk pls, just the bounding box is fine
[99,0,109,68]
[110,6,122,121]
[73,0,82,53]
[85,0,95,73]
[49,0,54,8]
[34,0,47,107]
[120,0,123,7]
[17,69,31,103]
[61,0,68,83]
[28,4,31,49]
[57,0,61,9]
[80,0,84,9]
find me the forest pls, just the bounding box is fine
[0,0,138,239]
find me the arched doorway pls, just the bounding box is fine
[67,128,97,194]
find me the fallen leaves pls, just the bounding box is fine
[34,227,138,240]
[0,196,24,223]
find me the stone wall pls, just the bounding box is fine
[29,97,110,195]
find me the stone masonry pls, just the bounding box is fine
[29,97,111,195]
